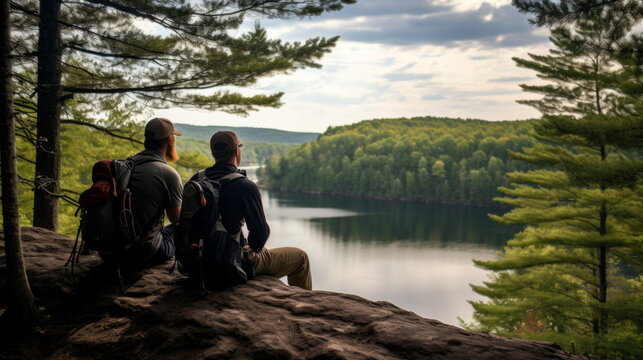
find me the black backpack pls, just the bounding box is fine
[174,170,254,290]
[66,157,162,278]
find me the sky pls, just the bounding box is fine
[154,0,551,133]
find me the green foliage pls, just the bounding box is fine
[176,136,296,165]
[2,123,211,236]
[4,118,303,235]
[173,122,317,165]
[11,1,354,115]
[468,6,642,359]
[260,116,535,204]
[173,124,319,144]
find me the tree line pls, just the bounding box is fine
[260,117,536,204]
[174,124,319,144]
[177,137,296,166]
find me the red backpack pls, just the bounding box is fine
[66,157,161,274]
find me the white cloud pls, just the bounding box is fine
[154,0,549,133]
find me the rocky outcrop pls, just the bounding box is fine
[0,227,581,359]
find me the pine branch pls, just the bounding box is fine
[76,0,234,43]
[208,0,279,17]
[512,0,625,26]
[62,72,252,94]
[60,119,143,145]
[10,1,171,56]
[62,61,98,79]
[67,44,179,64]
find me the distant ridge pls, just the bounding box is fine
[174,123,319,144]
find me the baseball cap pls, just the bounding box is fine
[144,118,182,140]
[210,130,242,159]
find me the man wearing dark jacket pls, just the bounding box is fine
[192,130,312,290]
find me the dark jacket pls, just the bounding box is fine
[190,163,270,252]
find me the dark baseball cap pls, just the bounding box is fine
[144,118,182,140]
[210,130,242,159]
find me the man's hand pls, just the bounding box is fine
[167,206,181,224]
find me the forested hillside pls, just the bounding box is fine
[174,124,319,165]
[176,137,296,165]
[174,124,319,143]
[260,117,535,204]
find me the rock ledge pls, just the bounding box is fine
[0,228,580,359]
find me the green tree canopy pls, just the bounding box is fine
[469,5,642,359]
[260,116,536,204]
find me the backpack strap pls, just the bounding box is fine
[216,172,245,183]
[213,172,245,241]
[132,156,164,167]
[125,155,167,247]
[197,170,242,183]
[126,156,165,188]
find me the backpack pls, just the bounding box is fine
[66,157,162,279]
[173,170,253,290]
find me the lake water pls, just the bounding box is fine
[244,167,520,326]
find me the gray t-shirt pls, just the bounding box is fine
[129,150,182,259]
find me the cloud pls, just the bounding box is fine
[382,72,436,82]
[336,5,543,47]
[422,94,447,100]
[316,0,451,19]
[262,1,547,49]
[160,1,550,132]
[489,76,533,82]
[469,55,493,60]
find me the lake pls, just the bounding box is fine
[244,167,520,326]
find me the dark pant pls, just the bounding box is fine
[146,224,176,266]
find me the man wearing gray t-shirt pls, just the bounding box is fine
[127,117,183,265]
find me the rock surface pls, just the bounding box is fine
[0,227,581,359]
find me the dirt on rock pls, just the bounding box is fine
[0,227,582,359]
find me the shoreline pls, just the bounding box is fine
[258,184,509,209]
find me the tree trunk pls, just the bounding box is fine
[597,145,608,335]
[0,0,40,332]
[33,0,63,231]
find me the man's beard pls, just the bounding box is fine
[165,141,179,162]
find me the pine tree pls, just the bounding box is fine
[0,0,40,332]
[469,7,642,359]
[10,0,355,230]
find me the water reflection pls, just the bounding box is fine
[245,167,521,326]
[267,189,515,249]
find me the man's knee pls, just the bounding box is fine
[283,247,309,269]
[298,248,310,268]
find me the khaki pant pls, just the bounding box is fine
[248,247,312,290]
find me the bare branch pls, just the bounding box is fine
[17,174,80,207]
[17,154,36,164]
